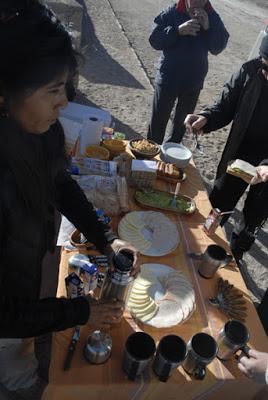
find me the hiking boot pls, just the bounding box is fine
[230,232,244,264]
[230,228,256,265]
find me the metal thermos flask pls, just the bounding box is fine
[100,250,134,303]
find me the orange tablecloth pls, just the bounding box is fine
[42,162,268,400]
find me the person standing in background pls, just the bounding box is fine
[147,0,229,145]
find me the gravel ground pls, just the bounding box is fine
[78,0,267,304]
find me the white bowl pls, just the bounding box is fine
[161,142,192,169]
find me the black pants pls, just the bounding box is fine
[147,83,201,144]
[257,289,268,335]
[209,173,268,249]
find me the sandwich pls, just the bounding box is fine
[226,159,257,184]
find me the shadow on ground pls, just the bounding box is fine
[75,90,142,140]
[76,0,145,90]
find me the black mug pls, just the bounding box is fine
[217,320,250,361]
[152,335,187,382]
[182,333,218,380]
[122,332,156,380]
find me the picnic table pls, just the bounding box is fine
[42,160,268,400]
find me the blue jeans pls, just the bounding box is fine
[147,83,201,144]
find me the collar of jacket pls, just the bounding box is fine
[176,0,214,14]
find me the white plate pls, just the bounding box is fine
[128,264,195,328]
[118,211,180,257]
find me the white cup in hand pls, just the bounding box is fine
[178,19,200,36]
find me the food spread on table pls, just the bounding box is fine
[118,211,180,256]
[59,131,253,379]
[127,264,195,328]
[135,189,196,214]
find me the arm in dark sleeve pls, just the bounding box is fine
[0,296,90,338]
[0,180,90,338]
[204,12,229,55]
[55,170,117,253]
[199,65,246,132]
[149,6,179,51]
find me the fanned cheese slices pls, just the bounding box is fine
[127,269,158,322]
[127,264,195,328]
[118,211,180,256]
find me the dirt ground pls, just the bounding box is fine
[77,0,267,304]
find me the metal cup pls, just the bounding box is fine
[182,333,218,380]
[217,320,250,361]
[198,245,233,279]
[122,332,156,380]
[152,335,187,382]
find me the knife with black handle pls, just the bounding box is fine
[63,326,80,371]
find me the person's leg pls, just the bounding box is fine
[147,83,177,145]
[165,87,201,143]
[232,183,268,260]
[243,183,268,232]
[209,173,248,225]
[257,289,268,335]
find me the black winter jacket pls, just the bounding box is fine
[0,120,116,338]
[149,2,229,89]
[200,58,268,178]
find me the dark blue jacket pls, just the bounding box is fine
[149,3,229,90]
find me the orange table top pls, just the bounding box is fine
[42,161,268,400]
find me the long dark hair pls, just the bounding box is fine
[0,0,78,219]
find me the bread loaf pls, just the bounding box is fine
[156,161,180,178]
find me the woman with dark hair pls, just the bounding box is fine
[0,1,139,397]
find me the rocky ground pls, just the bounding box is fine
[77,0,268,303]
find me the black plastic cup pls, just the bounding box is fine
[183,333,218,380]
[217,320,250,361]
[122,332,156,380]
[152,335,187,382]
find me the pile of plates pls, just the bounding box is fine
[118,211,180,256]
[127,264,195,328]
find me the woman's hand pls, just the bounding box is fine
[85,296,124,330]
[184,114,207,134]
[193,9,209,31]
[238,349,268,384]
[103,239,141,277]
[178,19,200,36]
[250,166,268,185]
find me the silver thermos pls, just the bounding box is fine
[100,250,134,303]
[84,330,112,364]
